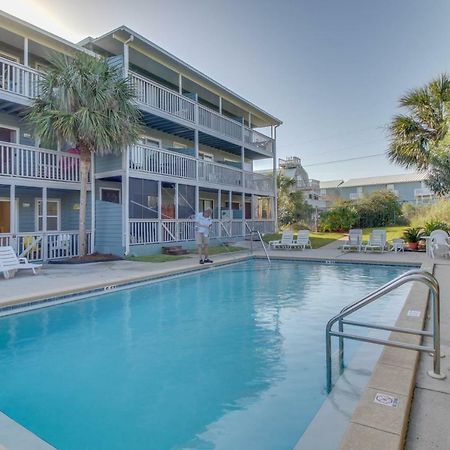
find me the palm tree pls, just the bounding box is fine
[388,73,450,176]
[27,54,141,256]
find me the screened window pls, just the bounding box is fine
[36,199,60,231]
[129,178,158,219]
[178,184,196,218]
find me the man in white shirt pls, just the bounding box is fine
[195,208,213,264]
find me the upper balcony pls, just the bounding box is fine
[130,71,274,158]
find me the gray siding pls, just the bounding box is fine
[0,112,35,146]
[95,153,123,173]
[95,200,123,255]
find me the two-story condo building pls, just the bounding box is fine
[0,11,280,260]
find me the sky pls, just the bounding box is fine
[5,0,450,181]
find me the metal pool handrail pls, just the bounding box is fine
[325,269,445,392]
[246,223,271,263]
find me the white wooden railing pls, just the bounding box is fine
[130,71,196,123]
[0,231,91,261]
[129,219,275,245]
[130,70,274,155]
[198,104,242,141]
[0,57,42,98]
[129,144,196,179]
[198,160,243,187]
[0,142,81,182]
[244,171,274,193]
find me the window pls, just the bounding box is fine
[129,178,158,219]
[139,136,161,148]
[200,199,214,213]
[0,125,19,143]
[172,142,187,149]
[100,188,121,204]
[36,199,60,231]
[199,152,214,161]
[0,51,20,63]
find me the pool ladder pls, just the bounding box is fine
[325,269,446,392]
[246,224,271,263]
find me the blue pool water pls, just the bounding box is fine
[0,260,409,450]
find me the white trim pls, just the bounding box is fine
[0,50,20,63]
[0,123,20,144]
[35,198,61,232]
[139,135,161,148]
[100,187,121,204]
[199,151,214,162]
[0,197,19,232]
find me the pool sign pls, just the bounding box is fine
[407,310,421,317]
[374,393,399,408]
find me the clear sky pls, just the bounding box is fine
[5,0,450,181]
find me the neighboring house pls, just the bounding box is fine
[258,156,326,209]
[319,179,344,208]
[338,173,437,205]
[0,10,281,260]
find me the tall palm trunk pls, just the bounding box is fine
[79,145,91,257]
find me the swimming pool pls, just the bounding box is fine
[0,260,410,450]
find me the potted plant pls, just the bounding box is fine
[402,227,424,251]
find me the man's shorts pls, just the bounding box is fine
[196,232,209,245]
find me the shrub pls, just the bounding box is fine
[409,199,450,228]
[319,203,359,232]
[354,190,403,228]
[423,220,449,235]
[403,227,424,243]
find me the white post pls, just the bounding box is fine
[123,42,130,78]
[241,191,245,236]
[178,73,183,94]
[158,181,162,243]
[272,126,278,232]
[10,183,15,234]
[241,146,245,188]
[219,96,223,114]
[90,153,95,254]
[23,37,29,97]
[195,185,199,215]
[248,112,252,128]
[194,128,199,181]
[251,194,256,220]
[218,188,221,237]
[122,148,130,255]
[175,182,179,241]
[42,187,48,261]
[229,190,232,235]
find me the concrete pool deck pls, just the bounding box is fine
[1,240,449,449]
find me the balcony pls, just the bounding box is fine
[0,141,82,183]
[129,144,274,194]
[0,56,42,100]
[129,71,274,156]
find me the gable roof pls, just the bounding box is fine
[320,180,344,189]
[339,173,427,188]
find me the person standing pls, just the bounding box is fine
[195,208,213,264]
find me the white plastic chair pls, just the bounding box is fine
[293,230,312,249]
[429,230,450,259]
[364,230,387,252]
[269,230,294,249]
[391,238,405,253]
[342,229,363,252]
[0,246,42,279]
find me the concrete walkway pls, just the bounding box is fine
[405,262,450,449]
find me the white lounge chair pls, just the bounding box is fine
[269,230,294,249]
[342,229,363,251]
[364,230,387,252]
[429,230,450,259]
[390,238,405,253]
[293,230,312,249]
[0,246,42,279]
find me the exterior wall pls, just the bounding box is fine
[95,200,123,255]
[0,112,34,146]
[340,181,422,204]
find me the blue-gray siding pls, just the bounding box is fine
[94,200,123,255]
[340,181,422,203]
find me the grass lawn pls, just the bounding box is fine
[127,254,191,263]
[263,231,345,248]
[190,245,247,255]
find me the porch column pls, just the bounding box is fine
[241,146,245,189]
[248,112,252,128]
[157,181,162,243]
[123,36,133,78]
[218,188,221,237]
[89,154,95,253]
[241,191,245,236]
[194,129,199,180]
[42,187,48,261]
[122,148,130,255]
[195,185,199,215]
[219,97,222,114]
[251,194,256,220]
[228,190,232,236]
[10,184,15,235]
[272,125,278,231]
[175,182,179,240]
[23,38,29,66]
[178,73,183,94]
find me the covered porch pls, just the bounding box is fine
[0,183,92,261]
[128,177,275,250]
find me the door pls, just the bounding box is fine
[0,198,19,233]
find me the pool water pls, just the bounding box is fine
[0,260,409,450]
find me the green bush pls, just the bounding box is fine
[319,203,359,232]
[354,190,403,228]
[403,227,424,243]
[409,199,450,228]
[423,220,449,234]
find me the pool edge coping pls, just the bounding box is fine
[336,259,434,450]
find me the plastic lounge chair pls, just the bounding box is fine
[390,238,405,253]
[342,229,363,251]
[0,246,42,279]
[269,230,294,249]
[293,230,312,249]
[364,230,387,252]
[429,230,450,259]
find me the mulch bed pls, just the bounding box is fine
[48,253,123,264]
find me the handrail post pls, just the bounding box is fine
[338,318,344,373]
[428,286,446,379]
